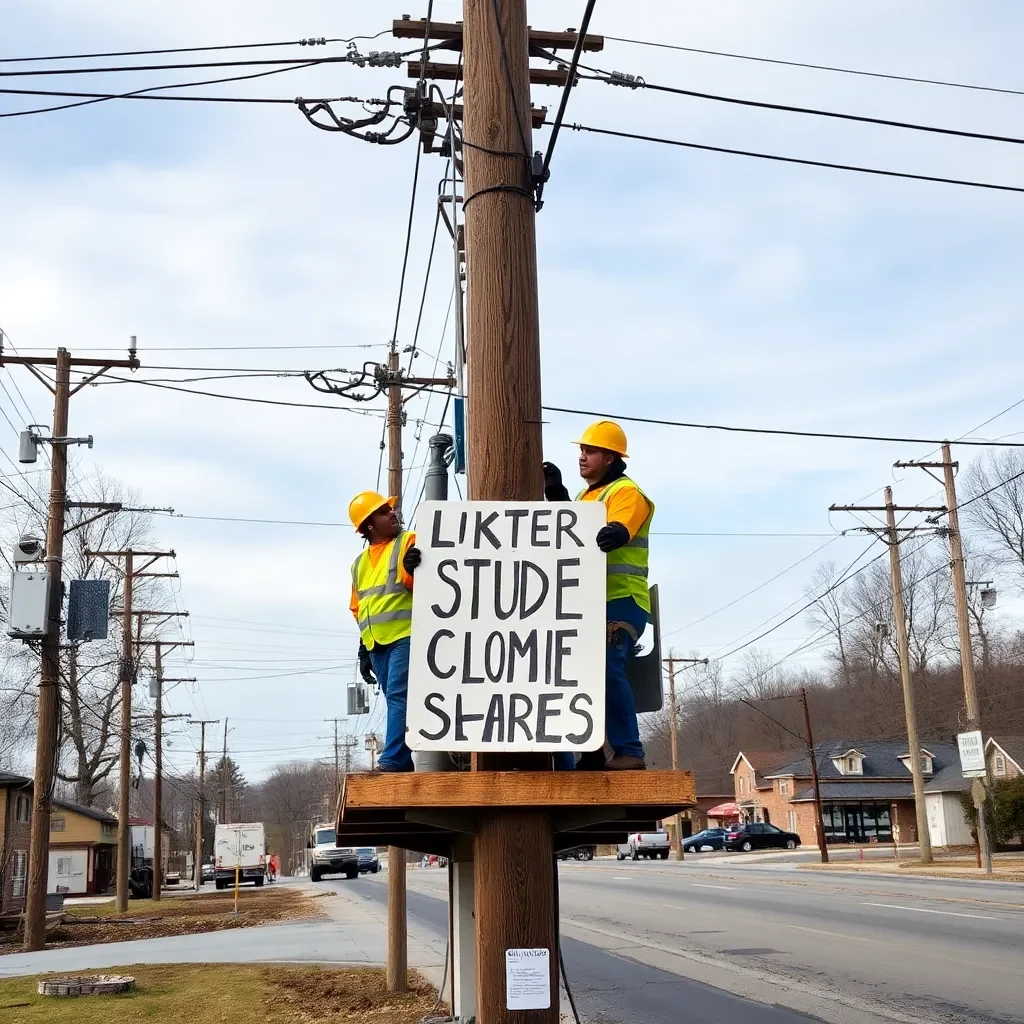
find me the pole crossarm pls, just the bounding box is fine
[829,504,947,513]
[392,18,605,52]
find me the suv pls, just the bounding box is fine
[724,822,800,852]
[357,847,380,874]
[310,825,359,881]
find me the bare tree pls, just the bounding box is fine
[962,450,1024,581]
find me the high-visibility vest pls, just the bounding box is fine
[351,532,413,650]
[578,476,654,613]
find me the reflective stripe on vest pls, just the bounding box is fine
[579,477,654,611]
[352,531,414,650]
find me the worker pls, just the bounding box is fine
[349,491,422,773]
[543,420,653,770]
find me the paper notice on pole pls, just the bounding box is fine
[505,948,551,1010]
[957,730,986,777]
[407,501,607,752]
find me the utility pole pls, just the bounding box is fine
[799,687,829,864]
[8,340,139,951]
[87,548,177,910]
[191,719,219,888]
[829,489,944,864]
[221,718,229,825]
[663,654,706,859]
[897,444,991,871]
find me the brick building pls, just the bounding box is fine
[731,741,973,847]
[0,771,33,917]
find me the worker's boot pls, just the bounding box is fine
[605,755,646,771]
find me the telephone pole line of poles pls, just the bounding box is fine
[190,719,219,889]
[88,548,177,910]
[152,639,195,903]
[221,718,230,824]
[799,687,829,864]
[896,443,992,871]
[663,654,707,859]
[829,490,946,864]
[6,340,139,951]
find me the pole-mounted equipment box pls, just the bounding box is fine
[7,571,50,639]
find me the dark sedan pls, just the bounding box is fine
[724,822,801,852]
[682,828,728,853]
[357,847,380,873]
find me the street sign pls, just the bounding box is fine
[408,501,606,752]
[957,730,987,778]
[971,776,988,808]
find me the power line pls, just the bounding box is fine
[0,32,390,64]
[603,34,1024,99]
[562,122,1024,195]
[13,344,380,352]
[542,402,1024,447]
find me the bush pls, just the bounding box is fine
[960,777,1024,849]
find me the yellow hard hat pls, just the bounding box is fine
[348,491,397,531]
[574,420,628,458]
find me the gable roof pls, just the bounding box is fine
[52,799,117,825]
[987,736,1024,774]
[765,740,968,792]
[731,750,802,788]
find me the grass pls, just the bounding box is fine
[1,887,325,955]
[0,964,441,1023]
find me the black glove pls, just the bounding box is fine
[596,522,630,552]
[403,545,422,574]
[358,642,376,684]
[543,462,570,501]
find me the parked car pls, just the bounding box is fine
[683,827,728,853]
[557,845,595,861]
[357,847,380,873]
[724,822,801,852]
[201,862,216,883]
[616,830,670,860]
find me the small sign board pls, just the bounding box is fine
[505,948,550,1010]
[407,501,606,752]
[66,579,111,642]
[957,730,986,778]
[971,776,988,809]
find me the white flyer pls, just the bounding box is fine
[505,947,551,1010]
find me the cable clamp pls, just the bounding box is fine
[606,71,645,89]
[368,51,404,68]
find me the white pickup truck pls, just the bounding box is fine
[309,824,359,881]
[617,830,671,860]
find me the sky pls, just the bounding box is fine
[2,1,1024,783]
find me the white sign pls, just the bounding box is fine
[957,730,986,778]
[408,501,606,752]
[505,948,551,1010]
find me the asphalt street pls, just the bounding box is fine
[352,856,1024,1024]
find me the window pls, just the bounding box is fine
[763,824,782,834]
[56,856,73,876]
[787,811,797,833]
[14,793,30,822]
[920,756,933,774]
[50,817,65,832]
[779,779,788,795]
[846,757,859,774]
[763,808,771,824]
[995,754,1006,777]
[12,851,27,897]
[738,776,745,795]
[101,822,115,836]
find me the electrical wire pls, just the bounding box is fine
[562,122,1024,195]
[0,53,385,78]
[603,34,1024,99]
[489,0,531,161]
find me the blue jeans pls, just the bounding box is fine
[554,597,648,768]
[369,637,415,772]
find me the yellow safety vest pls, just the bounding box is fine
[578,476,654,612]
[351,532,413,650]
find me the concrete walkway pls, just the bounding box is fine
[0,883,446,980]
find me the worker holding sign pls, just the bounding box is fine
[543,420,652,770]
[349,491,420,773]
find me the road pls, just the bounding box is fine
[349,856,1024,1024]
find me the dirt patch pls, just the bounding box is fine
[0,964,443,1023]
[0,887,325,955]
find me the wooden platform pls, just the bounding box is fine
[336,770,696,855]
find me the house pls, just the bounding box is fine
[731,741,973,848]
[986,737,1024,780]
[0,771,32,916]
[48,800,118,895]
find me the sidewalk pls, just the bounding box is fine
[800,856,1024,883]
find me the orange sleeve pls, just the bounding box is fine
[350,585,360,623]
[397,531,417,591]
[604,485,651,540]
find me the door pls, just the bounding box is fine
[761,824,785,848]
[93,846,113,894]
[844,807,860,843]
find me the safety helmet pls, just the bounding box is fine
[574,420,628,458]
[348,491,397,531]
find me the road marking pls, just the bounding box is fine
[612,876,631,881]
[861,902,995,920]
[691,883,737,891]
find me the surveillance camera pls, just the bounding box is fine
[13,535,44,564]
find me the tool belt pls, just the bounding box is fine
[607,619,640,647]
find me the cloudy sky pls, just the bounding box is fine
[2,1,1023,782]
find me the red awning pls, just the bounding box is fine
[706,802,740,818]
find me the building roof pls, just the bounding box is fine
[792,782,916,802]
[765,740,968,792]
[988,736,1024,774]
[0,771,31,787]
[52,799,117,824]
[730,750,802,788]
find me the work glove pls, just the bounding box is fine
[542,462,570,501]
[403,545,422,575]
[358,642,376,684]
[596,522,630,553]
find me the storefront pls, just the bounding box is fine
[821,802,893,844]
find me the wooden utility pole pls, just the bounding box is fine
[663,655,706,859]
[897,444,991,870]
[6,341,138,950]
[192,719,219,888]
[799,687,829,864]
[221,718,229,824]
